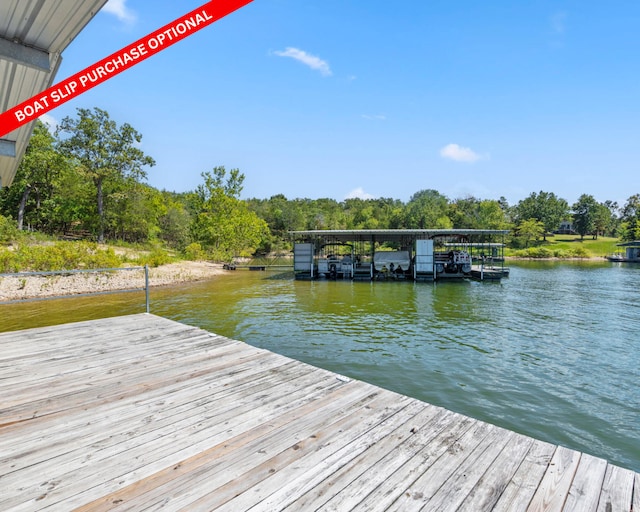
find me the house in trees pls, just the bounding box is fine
[554,220,576,235]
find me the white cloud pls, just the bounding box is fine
[361,114,386,121]
[39,114,58,133]
[439,143,485,163]
[345,187,375,200]
[102,0,136,23]
[273,47,332,76]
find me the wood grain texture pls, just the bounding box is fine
[0,313,637,511]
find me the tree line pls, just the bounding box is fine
[1,108,639,259]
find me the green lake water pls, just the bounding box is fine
[2,261,639,472]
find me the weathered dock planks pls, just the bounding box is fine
[0,314,637,511]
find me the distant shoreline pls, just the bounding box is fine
[0,261,226,302]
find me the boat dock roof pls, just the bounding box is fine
[1,314,637,511]
[290,229,509,244]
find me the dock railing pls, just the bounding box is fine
[0,265,150,312]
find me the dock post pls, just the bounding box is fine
[144,265,150,313]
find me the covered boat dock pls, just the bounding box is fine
[290,229,509,282]
[607,241,640,263]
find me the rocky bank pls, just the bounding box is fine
[0,261,226,302]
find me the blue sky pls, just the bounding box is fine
[40,0,640,207]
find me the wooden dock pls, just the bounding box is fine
[0,314,637,511]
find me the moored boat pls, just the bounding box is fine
[606,241,640,262]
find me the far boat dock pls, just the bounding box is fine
[1,314,637,511]
[290,229,509,282]
[607,240,640,263]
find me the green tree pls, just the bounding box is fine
[621,218,640,242]
[515,191,568,240]
[245,195,304,253]
[620,194,640,241]
[56,107,155,243]
[592,203,612,239]
[448,196,480,229]
[572,194,599,240]
[344,198,379,229]
[107,181,166,243]
[404,189,452,229]
[621,194,640,219]
[446,197,508,230]
[196,165,245,200]
[374,198,405,229]
[497,196,513,222]
[0,214,19,242]
[50,161,95,236]
[516,218,545,247]
[478,199,511,230]
[598,200,619,237]
[263,194,306,234]
[191,167,268,259]
[0,121,71,232]
[306,198,346,230]
[158,191,193,250]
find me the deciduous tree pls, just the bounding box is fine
[0,121,71,232]
[515,191,568,240]
[572,194,599,240]
[56,108,155,243]
[620,194,640,241]
[404,189,452,229]
[516,218,545,247]
[191,167,268,259]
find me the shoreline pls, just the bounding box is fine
[0,260,226,302]
[1,256,614,302]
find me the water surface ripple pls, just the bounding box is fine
[172,262,639,473]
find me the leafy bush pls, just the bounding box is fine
[511,247,553,258]
[183,242,206,261]
[18,245,63,270]
[566,246,592,258]
[207,250,228,262]
[1,242,123,272]
[0,248,18,273]
[511,245,592,259]
[0,215,19,244]
[84,245,124,268]
[133,247,174,267]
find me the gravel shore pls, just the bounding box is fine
[0,261,226,301]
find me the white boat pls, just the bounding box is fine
[373,251,411,272]
[606,241,640,262]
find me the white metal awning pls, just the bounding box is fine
[0,0,108,187]
[290,229,510,244]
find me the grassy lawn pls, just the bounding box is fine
[506,235,620,258]
[545,235,620,256]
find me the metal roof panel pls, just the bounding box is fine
[0,0,106,53]
[0,0,108,188]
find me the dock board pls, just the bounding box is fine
[0,314,637,511]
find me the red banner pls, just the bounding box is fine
[0,0,253,138]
